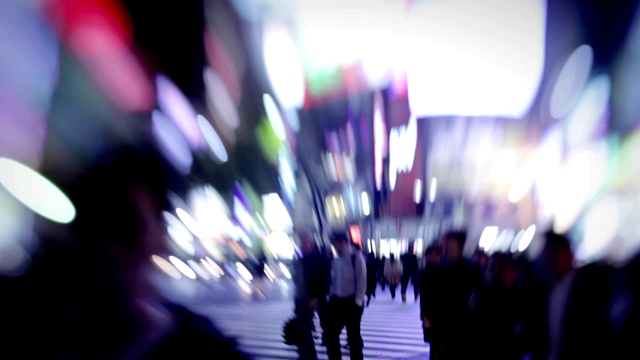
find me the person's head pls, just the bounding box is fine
[71,145,174,271]
[352,242,362,252]
[443,231,466,262]
[330,232,351,255]
[542,230,574,280]
[500,255,521,287]
[299,232,317,256]
[473,249,489,268]
[425,244,443,265]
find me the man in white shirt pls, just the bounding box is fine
[325,232,367,360]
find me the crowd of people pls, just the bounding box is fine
[3,145,639,360]
[292,229,640,360]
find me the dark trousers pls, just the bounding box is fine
[325,295,364,360]
[316,297,329,344]
[295,298,317,360]
[401,272,419,297]
[389,282,399,299]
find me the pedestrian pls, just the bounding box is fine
[325,232,367,360]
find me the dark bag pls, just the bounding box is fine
[282,317,303,346]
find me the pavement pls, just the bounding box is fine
[184,278,430,359]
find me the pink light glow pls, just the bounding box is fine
[204,29,241,105]
[46,0,153,113]
[69,26,154,113]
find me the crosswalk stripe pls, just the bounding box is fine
[192,285,431,359]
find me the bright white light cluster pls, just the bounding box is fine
[388,116,417,191]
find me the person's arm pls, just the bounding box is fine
[292,259,306,300]
[355,254,367,307]
[419,270,428,320]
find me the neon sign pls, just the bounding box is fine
[388,116,417,191]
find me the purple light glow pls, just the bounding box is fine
[232,183,250,211]
[156,74,205,150]
[152,110,193,175]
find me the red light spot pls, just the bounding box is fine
[45,0,153,112]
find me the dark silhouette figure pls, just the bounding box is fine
[401,243,420,302]
[294,232,330,360]
[325,232,366,360]
[366,252,378,306]
[475,253,526,360]
[384,253,403,300]
[419,244,443,360]
[15,146,250,359]
[431,231,482,360]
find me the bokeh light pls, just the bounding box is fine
[0,158,75,224]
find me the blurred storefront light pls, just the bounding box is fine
[518,225,536,252]
[189,186,233,244]
[534,124,564,210]
[263,193,292,232]
[204,67,239,143]
[163,211,195,256]
[508,154,538,203]
[201,258,221,278]
[205,257,225,276]
[576,195,620,263]
[279,262,292,279]
[262,23,305,109]
[187,259,210,280]
[151,255,182,280]
[373,91,388,190]
[0,157,75,224]
[176,208,207,239]
[265,232,295,260]
[549,45,594,119]
[361,192,370,216]
[429,177,437,204]
[494,229,516,253]
[279,149,297,203]
[406,0,546,118]
[198,115,228,163]
[264,264,276,282]
[169,256,197,279]
[152,110,193,175]
[234,197,260,235]
[414,179,422,204]
[263,93,287,141]
[552,140,610,234]
[565,74,611,149]
[479,226,499,251]
[510,230,525,253]
[388,116,417,191]
[156,74,204,149]
[236,261,253,282]
[203,28,242,105]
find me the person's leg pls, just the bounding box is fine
[345,301,364,360]
[412,272,420,300]
[325,298,345,360]
[401,275,409,302]
[429,331,442,360]
[390,283,397,299]
[295,299,318,360]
